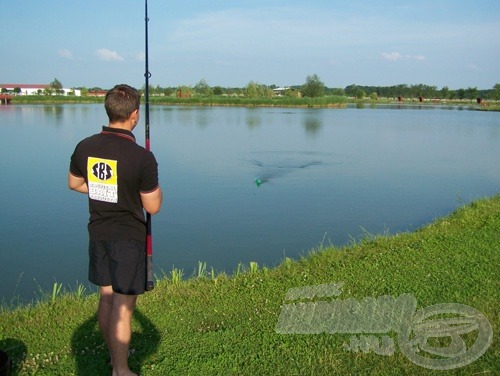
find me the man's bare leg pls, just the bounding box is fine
[97,286,114,355]
[109,292,138,376]
[97,286,138,375]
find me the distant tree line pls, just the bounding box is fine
[73,76,500,100]
[342,84,499,100]
[135,80,500,100]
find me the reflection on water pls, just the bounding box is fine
[0,104,499,303]
[303,117,322,134]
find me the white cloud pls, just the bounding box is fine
[381,52,426,62]
[381,52,403,61]
[136,52,145,62]
[95,48,124,62]
[58,49,73,59]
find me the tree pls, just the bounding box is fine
[356,89,366,100]
[283,88,300,98]
[456,88,466,100]
[244,81,272,98]
[50,78,63,94]
[213,86,223,96]
[440,86,450,100]
[194,79,212,96]
[466,87,478,100]
[302,74,325,98]
[141,84,156,96]
[344,84,358,97]
[151,85,164,96]
[492,83,500,100]
[176,86,193,98]
[328,88,345,96]
[245,81,259,98]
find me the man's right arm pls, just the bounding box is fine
[141,186,163,215]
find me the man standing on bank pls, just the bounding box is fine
[68,84,163,376]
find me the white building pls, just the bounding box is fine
[0,84,81,96]
[272,87,290,96]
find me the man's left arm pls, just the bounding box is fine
[68,172,88,194]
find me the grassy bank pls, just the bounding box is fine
[10,95,348,108]
[1,196,499,375]
[148,95,348,108]
[10,95,104,104]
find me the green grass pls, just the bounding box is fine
[10,94,348,108]
[1,195,499,375]
[149,95,348,108]
[11,95,104,104]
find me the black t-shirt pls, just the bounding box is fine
[70,126,159,241]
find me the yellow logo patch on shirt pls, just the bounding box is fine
[87,157,118,203]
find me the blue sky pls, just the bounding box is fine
[1,0,499,90]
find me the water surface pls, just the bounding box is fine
[0,104,498,303]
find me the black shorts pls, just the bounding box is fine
[88,239,146,295]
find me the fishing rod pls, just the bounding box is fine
[144,0,154,291]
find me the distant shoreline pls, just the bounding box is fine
[6,95,499,111]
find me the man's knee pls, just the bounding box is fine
[113,293,138,313]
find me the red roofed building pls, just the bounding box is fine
[86,90,107,97]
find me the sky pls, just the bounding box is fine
[1,0,499,90]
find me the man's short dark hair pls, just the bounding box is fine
[105,84,141,122]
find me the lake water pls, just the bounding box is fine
[1,103,499,304]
